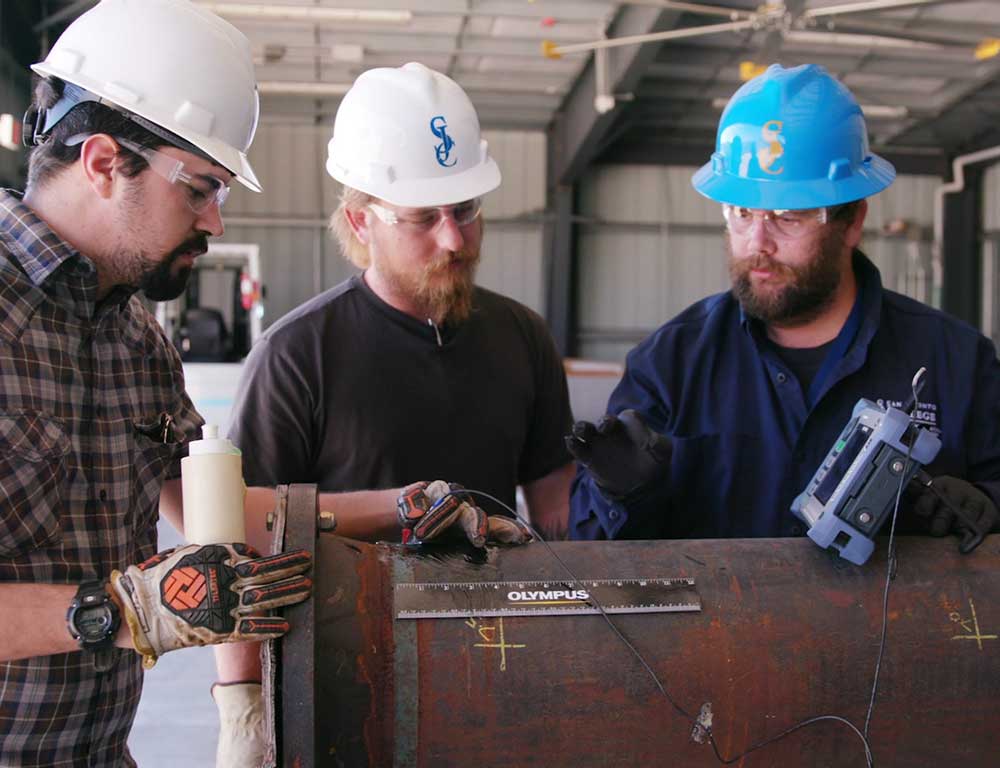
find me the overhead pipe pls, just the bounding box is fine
[932,144,1000,309]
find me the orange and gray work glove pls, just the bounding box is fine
[397,480,533,547]
[911,473,998,554]
[110,543,312,668]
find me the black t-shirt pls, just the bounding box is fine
[768,337,836,395]
[228,275,572,514]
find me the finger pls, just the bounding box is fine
[239,575,313,611]
[231,615,291,642]
[423,480,451,503]
[928,507,952,537]
[487,515,533,545]
[565,434,592,461]
[234,549,312,582]
[413,494,463,540]
[571,421,597,442]
[596,414,622,436]
[457,503,488,548]
[911,491,940,519]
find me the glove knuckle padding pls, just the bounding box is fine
[114,543,311,658]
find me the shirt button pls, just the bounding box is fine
[99,489,108,501]
[609,510,619,520]
[776,372,787,384]
[789,523,805,536]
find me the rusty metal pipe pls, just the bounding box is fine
[275,501,1000,767]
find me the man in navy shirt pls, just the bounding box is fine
[568,64,1000,547]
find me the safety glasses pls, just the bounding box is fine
[722,204,833,240]
[367,198,482,233]
[114,136,230,214]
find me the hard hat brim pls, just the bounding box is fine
[692,153,896,210]
[327,156,501,208]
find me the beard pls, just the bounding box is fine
[136,234,207,301]
[111,185,207,301]
[379,246,481,325]
[728,228,844,326]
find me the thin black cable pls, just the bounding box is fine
[444,488,875,765]
[864,369,924,736]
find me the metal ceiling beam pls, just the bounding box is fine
[32,0,95,33]
[549,5,683,185]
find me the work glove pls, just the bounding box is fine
[911,474,998,554]
[111,543,312,668]
[213,682,265,768]
[397,480,533,548]
[565,409,672,498]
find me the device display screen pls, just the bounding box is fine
[814,423,873,505]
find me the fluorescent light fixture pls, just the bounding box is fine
[785,29,944,52]
[195,3,412,24]
[0,114,20,151]
[258,81,353,97]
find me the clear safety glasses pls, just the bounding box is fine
[367,198,483,233]
[114,136,230,214]
[722,204,834,240]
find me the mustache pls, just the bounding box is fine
[171,235,209,260]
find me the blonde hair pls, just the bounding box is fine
[329,186,374,269]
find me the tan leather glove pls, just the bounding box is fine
[111,543,311,668]
[397,480,532,547]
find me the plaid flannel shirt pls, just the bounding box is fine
[0,190,203,767]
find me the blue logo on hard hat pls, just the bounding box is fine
[430,116,456,167]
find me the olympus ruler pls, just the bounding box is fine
[394,578,701,620]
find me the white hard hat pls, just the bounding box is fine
[326,62,500,207]
[31,0,261,192]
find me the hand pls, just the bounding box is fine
[912,475,998,554]
[397,480,533,547]
[565,409,672,498]
[111,543,312,668]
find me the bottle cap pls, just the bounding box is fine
[188,424,241,456]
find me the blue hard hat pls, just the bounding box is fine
[692,64,895,210]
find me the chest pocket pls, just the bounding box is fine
[0,411,71,556]
[131,417,183,543]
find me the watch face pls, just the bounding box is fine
[76,606,114,641]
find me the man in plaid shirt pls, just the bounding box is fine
[0,2,311,766]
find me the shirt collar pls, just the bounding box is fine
[0,189,96,288]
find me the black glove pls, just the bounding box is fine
[565,409,672,498]
[911,475,998,554]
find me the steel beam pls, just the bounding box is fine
[548,6,683,186]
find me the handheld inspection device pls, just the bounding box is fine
[791,393,941,565]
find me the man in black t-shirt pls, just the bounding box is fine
[229,63,574,544]
[220,63,575,760]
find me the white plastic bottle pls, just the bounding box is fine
[181,425,246,544]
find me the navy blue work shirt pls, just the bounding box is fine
[569,251,1000,540]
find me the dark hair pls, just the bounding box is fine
[831,200,864,224]
[24,76,169,192]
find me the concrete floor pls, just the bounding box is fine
[128,519,218,768]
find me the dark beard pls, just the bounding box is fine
[728,229,844,326]
[140,235,208,301]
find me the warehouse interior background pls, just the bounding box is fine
[2,1,1000,765]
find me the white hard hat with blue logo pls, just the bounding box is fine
[326,62,501,207]
[692,64,895,210]
[30,0,262,192]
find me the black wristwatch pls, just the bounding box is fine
[66,580,121,652]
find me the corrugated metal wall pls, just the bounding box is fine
[576,164,942,362]
[219,122,547,330]
[983,161,1000,348]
